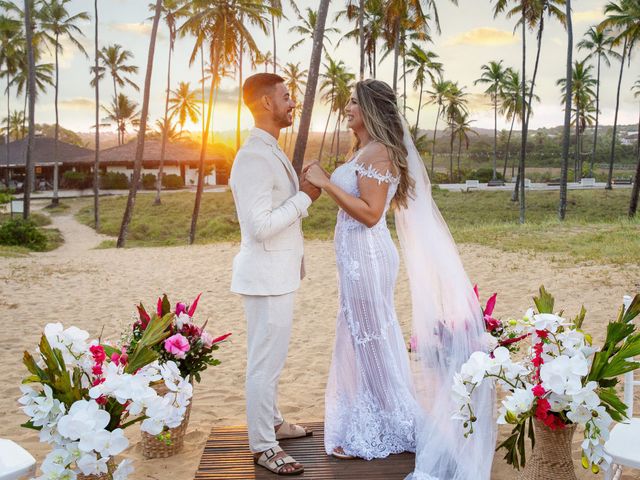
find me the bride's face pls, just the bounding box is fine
[345,93,364,131]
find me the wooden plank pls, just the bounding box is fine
[194,422,415,479]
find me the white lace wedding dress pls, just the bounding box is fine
[324,152,417,460]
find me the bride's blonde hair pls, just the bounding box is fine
[353,79,414,209]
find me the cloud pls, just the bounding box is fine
[467,93,493,112]
[109,22,166,40]
[447,28,518,47]
[60,97,95,110]
[574,10,604,24]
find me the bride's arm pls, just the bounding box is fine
[305,144,393,228]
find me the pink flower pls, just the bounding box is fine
[188,293,202,317]
[484,316,501,332]
[209,333,232,346]
[484,293,497,317]
[201,331,214,348]
[164,333,191,359]
[175,302,187,317]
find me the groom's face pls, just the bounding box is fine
[267,82,296,129]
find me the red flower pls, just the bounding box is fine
[532,356,544,367]
[92,377,105,387]
[536,330,549,339]
[484,293,497,317]
[95,395,108,406]
[90,345,106,364]
[535,398,551,419]
[157,297,164,317]
[137,304,151,329]
[188,293,202,317]
[210,332,232,345]
[92,364,103,376]
[532,384,546,397]
[499,333,530,347]
[484,316,501,332]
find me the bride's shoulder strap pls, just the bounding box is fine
[354,144,398,185]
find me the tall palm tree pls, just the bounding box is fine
[330,69,354,164]
[1,110,25,139]
[442,82,468,181]
[288,6,338,54]
[254,50,273,72]
[40,0,89,205]
[117,0,162,248]
[557,60,596,182]
[559,0,573,220]
[281,61,307,154]
[426,76,452,177]
[453,111,477,178]
[91,44,139,145]
[168,81,200,131]
[578,25,617,177]
[404,43,442,132]
[93,0,99,229]
[629,76,640,217]
[474,60,506,180]
[599,0,640,189]
[267,0,284,73]
[337,0,385,78]
[102,94,139,143]
[292,0,331,174]
[318,56,352,162]
[149,0,182,206]
[0,14,22,185]
[181,0,271,245]
[500,68,522,177]
[23,0,36,215]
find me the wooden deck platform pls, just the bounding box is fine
[194,422,415,479]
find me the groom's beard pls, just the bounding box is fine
[274,109,293,129]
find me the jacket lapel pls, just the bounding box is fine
[271,144,298,190]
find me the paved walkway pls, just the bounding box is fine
[437,181,634,192]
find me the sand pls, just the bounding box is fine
[1,201,638,479]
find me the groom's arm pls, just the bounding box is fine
[233,152,312,242]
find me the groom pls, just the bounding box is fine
[229,73,320,475]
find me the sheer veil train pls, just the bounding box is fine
[395,121,496,480]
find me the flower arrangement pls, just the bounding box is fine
[453,286,640,473]
[19,315,192,480]
[131,293,231,382]
[474,285,529,353]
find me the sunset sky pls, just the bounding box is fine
[16,0,640,136]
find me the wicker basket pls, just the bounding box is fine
[141,382,193,459]
[77,458,116,480]
[517,418,578,480]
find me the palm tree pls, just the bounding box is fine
[181,0,271,245]
[330,69,354,164]
[442,82,468,181]
[499,68,529,178]
[1,110,26,139]
[292,0,331,174]
[288,6,338,54]
[599,0,640,190]
[453,111,477,179]
[0,14,22,185]
[426,77,452,177]
[254,50,273,72]
[149,0,182,206]
[40,0,89,205]
[630,77,640,217]
[168,81,200,131]
[474,60,506,180]
[557,60,596,182]
[559,0,573,220]
[23,0,36,215]
[404,43,442,132]
[318,56,352,162]
[281,62,307,154]
[578,25,617,177]
[117,0,162,248]
[337,0,385,78]
[93,0,99,229]
[102,94,139,143]
[267,0,284,73]
[91,44,139,145]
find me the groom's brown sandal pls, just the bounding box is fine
[254,446,304,476]
[275,421,313,440]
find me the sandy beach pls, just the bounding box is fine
[1,203,638,479]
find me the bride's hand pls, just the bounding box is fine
[304,163,330,188]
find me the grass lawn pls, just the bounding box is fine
[76,189,640,265]
[0,211,63,256]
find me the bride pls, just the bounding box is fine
[303,79,496,479]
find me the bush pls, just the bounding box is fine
[62,171,92,189]
[0,192,12,204]
[466,168,504,183]
[142,173,157,190]
[0,218,48,251]
[100,172,129,190]
[162,174,184,190]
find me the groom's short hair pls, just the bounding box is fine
[243,73,285,111]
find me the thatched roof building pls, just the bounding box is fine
[0,137,93,168]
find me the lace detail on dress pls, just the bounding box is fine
[325,390,416,461]
[353,162,400,185]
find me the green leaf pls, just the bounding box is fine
[125,312,173,374]
[573,306,586,329]
[622,295,640,324]
[533,286,554,314]
[598,387,628,422]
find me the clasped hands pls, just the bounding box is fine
[299,162,330,201]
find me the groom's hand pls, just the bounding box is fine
[300,176,321,202]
